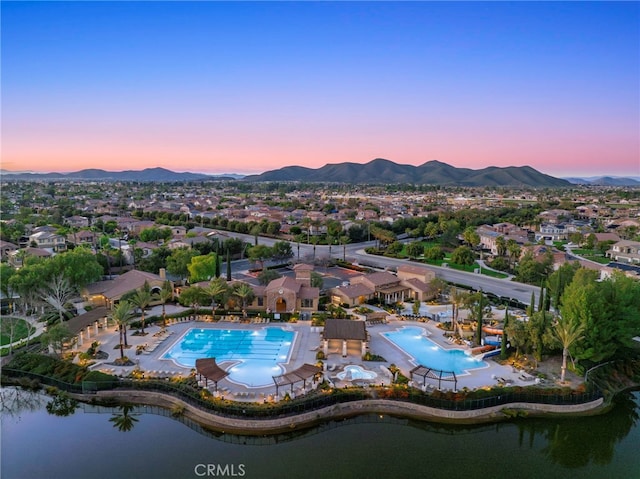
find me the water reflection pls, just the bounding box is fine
[108,404,140,432]
[45,392,78,417]
[0,387,47,420]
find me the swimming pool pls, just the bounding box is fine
[163,327,295,387]
[336,365,378,381]
[382,326,487,375]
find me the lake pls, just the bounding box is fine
[2,388,639,479]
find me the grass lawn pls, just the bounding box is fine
[0,317,32,345]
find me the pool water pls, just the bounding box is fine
[382,326,486,375]
[163,327,295,387]
[336,365,378,381]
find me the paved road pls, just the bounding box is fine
[214,230,540,307]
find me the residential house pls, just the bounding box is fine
[0,240,18,261]
[29,227,67,253]
[83,269,172,309]
[606,240,640,264]
[7,247,52,268]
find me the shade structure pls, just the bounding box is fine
[195,358,230,392]
[273,363,322,395]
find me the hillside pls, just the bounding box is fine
[244,159,571,187]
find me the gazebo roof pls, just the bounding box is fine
[195,358,230,383]
[323,319,367,341]
[273,363,322,388]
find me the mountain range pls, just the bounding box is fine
[563,176,640,186]
[244,159,572,187]
[0,167,223,182]
[2,161,638,187]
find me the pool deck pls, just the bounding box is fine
[77,304,536,402]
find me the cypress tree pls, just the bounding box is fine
[215,253,221,278]
[538,286,545,312]
[226,248,232,281]
[501,304,509,360]
[475,291,484,345]
[528,291,536,316]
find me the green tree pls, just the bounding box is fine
[424,245,445,262]
[248,244,272,271]
[406,241,424,259]
[187,253,218,283]
[178,286,209,320]
[111,301,133,359]
[463,226,480,250]
[233,283,255,317]
[495,235,507,257]
[166,247,198,283]
[500,305,509,360]
[130,283,152,334]
[310,271,324,289]
[257,269,281,285]
[451,246,475,266]
[156,280,174,328]
[272,241,293,261]
[553,318,585,383]
[546,261,580,310]
[41,322,73,357]
[206,277,229,316]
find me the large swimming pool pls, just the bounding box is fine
[382,326,487,375]
[163,327,295,387]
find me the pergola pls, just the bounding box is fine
[410,365,458,391]
[272,363,322,396]
[195,358,230,393]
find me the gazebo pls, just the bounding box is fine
[322,318,368,357]
[272,363,322,396]
[410,365,458,391]
[195,358,229,393]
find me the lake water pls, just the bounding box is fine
[1,388,639,479]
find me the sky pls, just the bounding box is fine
[2,1,639,178]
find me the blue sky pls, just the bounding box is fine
[2,1,639,177]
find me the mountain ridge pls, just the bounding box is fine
[244,159,571,187]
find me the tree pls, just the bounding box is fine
[226,248,232,281]
[450,246,475,266]
[463,226,480,250]
[166,247,198,283]
[130,283,152,334]
[424,245,445,262]
[248,244,272,271]
[406,241,424,259]
[0,264,17,313]
[233,283,255,317]
[257,269,281,285]
[187,253,218,283]
[553,318,585,383]
[495,235,507,257]
[41,322,73,357]
[178,286,209,320]
[272,241,293,261]
[47,247,103,289]
[500,305,509,359]
[156,280,174,328]
[310,271,323,289]
[111,301,133,359]
[475,291,484,345]
[506,239,521,268]
[206,277,229,317]
[39,275,77,324]
[546,261,580,310]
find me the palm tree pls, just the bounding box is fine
[233,283,255,318]
[554,318,585,383]
[130,282,152,334]
[156,281,173,328]
[206,277,228,319]
[449,287,467,335]
[111,301,133,359]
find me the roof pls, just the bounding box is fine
[86,269,165,300]
[323,318,367,341]
[359,271,399,287]
[331,283,374,299]
[195,358,230,383]
[265,276,301,293]
[273,363,322,388]
[298,285,319,300]
[66,306,109,335]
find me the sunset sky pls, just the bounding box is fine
[2,1,639,178]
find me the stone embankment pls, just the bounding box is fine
[69,389,605,436]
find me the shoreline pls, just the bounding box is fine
[68,388,609,436]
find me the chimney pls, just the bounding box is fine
[159,268,166,280]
